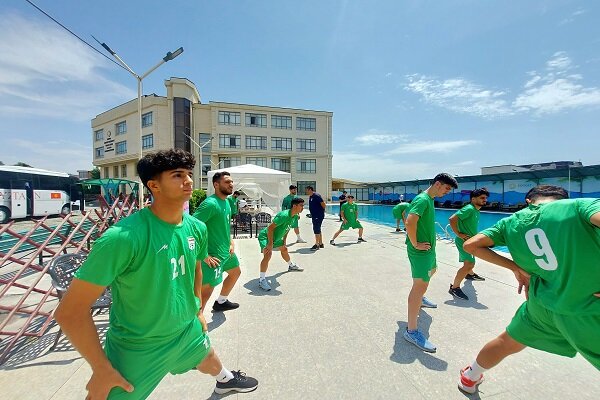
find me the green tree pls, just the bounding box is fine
[189,189,206,214]
[90,167,101,179]
[14,162,33,167]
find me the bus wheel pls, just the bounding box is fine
[0,206,10,224]
[61,204,71,215]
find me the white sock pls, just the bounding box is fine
[215,367,234,383]
[465,360,486,380]
[288,261,295,267]
[260,272,266,280]
[217,295,227,304]
[296,234,301,239]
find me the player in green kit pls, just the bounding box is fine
[227,190,240,218]
[404,173,457,353]
[458,185,600,394]
[281,184,306,246]
[258,197,305,291]
[54,149,257,399]
[330,196,366,245]
[193,172,241,313]
[447,188,489,301]
[392,202,409,232]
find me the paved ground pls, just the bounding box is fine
[1,212,598,399]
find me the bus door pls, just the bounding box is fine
[9,189,27,219]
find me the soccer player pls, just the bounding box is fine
[54,149,258,399]
[392,201,409,232]
[227,190,240,218]
[281,184,306,245]
[258,198,305,291]
[193,172,241,313]
[330,195,366,245]
[458,185,600,393]
[306,186,326,251]
[448,188,490,301]
[338,190,348,221]
[403,173,458,353]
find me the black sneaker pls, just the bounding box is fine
[310,244,319,251]
[449,285,469,300]
[357,237,366,242]
[215,370,258,394]
[395,228,401,232]
[212,300,239,312]
[319,243,324,248]
[466,273,485,281]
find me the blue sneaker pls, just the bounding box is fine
[403,329,437,353]
[421,297,437,308]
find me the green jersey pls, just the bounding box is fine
[193,195,232,262]
[75,207,208,343]
[392,203,409,219]
[405,192,436,254]
[258,209,298,244]
[481,199,600,315]
[282,194,297,210]
[341,202,358,222]
[227,196,239,215]
[454,203,480,237]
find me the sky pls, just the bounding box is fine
[0,0,599,182]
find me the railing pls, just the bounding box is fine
[435,222,455,242]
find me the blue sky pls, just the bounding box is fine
[0,0,599,181]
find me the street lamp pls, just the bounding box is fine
[95,37,184,207]
[181,132,213,189]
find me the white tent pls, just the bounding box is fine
[207,164,291,212]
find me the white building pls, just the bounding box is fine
[91,78,333,200]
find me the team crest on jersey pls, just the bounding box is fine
[187,237,195,250]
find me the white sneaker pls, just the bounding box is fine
[288,263,304,272]
[258,278,271,291]
[296,237,307,243]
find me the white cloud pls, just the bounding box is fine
[4,138,92,173]
[355,130,408,145]
[332,151,435,182]
[385,72,393,77]
[386,140,479,155]
[404,74,513,119]
[559,8,586,25]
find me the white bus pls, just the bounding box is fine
[0,166,81,224]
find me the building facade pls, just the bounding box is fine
[91,78,333,200]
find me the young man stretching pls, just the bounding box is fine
[458,185,600,393]
[281,184,306,245]
[448,188,489,301]
[193,172,241,313]
[392,201,409,232]
[404,173,457,353]
[330,195,366,245]
[54,149,257,399]
[258,198,305,291]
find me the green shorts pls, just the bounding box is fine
[341,219,363,230]
[407,249,437,282]
[507,299,600,370]
[106,318,211,399]
[258,237,285,251]
[201,253,240,288]
[455,238,475,263]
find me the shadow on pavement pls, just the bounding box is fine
[208,311,227,332]
[243,271,290,296]
[444,280,488,310]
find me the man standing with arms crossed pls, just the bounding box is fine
[193,172,242,313]
[54,149,257,399]
[282,184,306,246]
[306,186,326,251]
[403,173,457,353]
[448,188,489,301]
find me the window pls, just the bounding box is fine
[245,135,267,150]
[271,115,292,129]
[95,147,104,159]
[218,111,241,125]
[121,164,127,177]
[297,181,316,194]
[142,112,153,127]
[104,167,109,178]
[246,157,267,167]
[219,157,241,168]
[297,138,316,152]
[271,137,292,151]
[116,121,127,135]
[219,134,241,149]
[116,141,127,154]
[296,117,316,131]
[271,158,290,172]
[113,166,119,178]
[297,159,316,174]
[94,129,104,141]
[245,113,267,127]
[199,133,212,151]
[142,134,154,149]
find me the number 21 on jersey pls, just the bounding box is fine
[171,255,186,279]
[524,228,558,271]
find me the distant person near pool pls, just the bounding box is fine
[330,195,366,245]
[257,198,305,291]
[447,188,490,301]
[306,186,326,251]
[403,173,458,353]
[281,185,306,246]
[392,202,409,232]
[338,190,347,221]
[458,185,600,394]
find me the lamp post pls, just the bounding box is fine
[181,132,213,190]
[97,39,184,207]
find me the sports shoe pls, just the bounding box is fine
[395,228,401,232]
[288,263,304,272]
[403,329,436,353]
[214,370,259,394]
[458,366,484,394]
[212,300,239,312]
[310,244,319,251]
[296,237,307,243]
[421,297,437,308]
[357,237,366,242]
[448,285,469,300]
[329,240,336,245]
[465,273,485,281]
[258,278,271,291]
[319,244,324,248]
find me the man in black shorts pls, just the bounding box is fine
[306,186,326,251]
